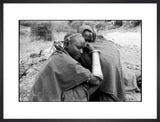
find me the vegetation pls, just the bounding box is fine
[20,20,141,42]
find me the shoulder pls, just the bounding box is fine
[49,51,79,67]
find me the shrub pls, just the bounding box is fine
[20,20,33,27]
[114,20,123,27]
[130,21,141,27]
[19,60,28,80]
[96,22,107,32]
[30,22,52,41]
[69,21,83,30]
[122,21,141,28]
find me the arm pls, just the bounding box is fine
[87,74,101,85]
[84,43,103,85]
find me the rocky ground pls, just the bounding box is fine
[19,26,142,102]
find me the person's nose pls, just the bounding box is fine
[79,49,83,54]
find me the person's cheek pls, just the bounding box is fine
[73,48,78,59]
[76,49,81,59]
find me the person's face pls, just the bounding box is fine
[67,36,85,60]
[82,30,94,42]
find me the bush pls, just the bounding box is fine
[30,22,52,41]
[53,21,73,33]
[130,21,141,27]
[19,60,29,80]
[68,21,83,30]
[20,21,33,27]
[114,20,123,27]
[96,22,107,32]
[107,21,120,30]
[122,21,141,28]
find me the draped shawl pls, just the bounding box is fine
[79,25,125,101]
[29,49,91,101]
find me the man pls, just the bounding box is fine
[29,32,102,101]
[78,25,126,101]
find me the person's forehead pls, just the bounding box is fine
[72,36,85,45]
[83,30,91,35]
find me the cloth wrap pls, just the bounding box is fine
[29,48,92,101]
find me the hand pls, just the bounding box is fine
[84,43,95,53]
[88,75,101,85]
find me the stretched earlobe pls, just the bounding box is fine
[64,41,70,47]
[66,41,70,46]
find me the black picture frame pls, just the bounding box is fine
[1,0,159,122]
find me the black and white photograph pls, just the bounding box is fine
[3,3,157,119]
[19,20,142,102]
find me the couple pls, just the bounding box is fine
[29,25,125,102]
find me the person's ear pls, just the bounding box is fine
[64,41,70,48]
[67,41,71,46]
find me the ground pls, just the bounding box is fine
[19,26,141,102]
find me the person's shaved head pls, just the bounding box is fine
[64,32,85,60]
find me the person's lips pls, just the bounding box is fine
[76,54,81,59]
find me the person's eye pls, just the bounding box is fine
[90,32,93,37]
[77,46,82,50]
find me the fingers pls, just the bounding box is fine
[85,43,95,52]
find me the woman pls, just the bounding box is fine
[78,25,126,101]
[29,32,102,101]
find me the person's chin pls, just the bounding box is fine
[86,39,92,42]
[74,56,80,60]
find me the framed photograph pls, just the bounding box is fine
[2,0,159,121]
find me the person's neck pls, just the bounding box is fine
[63,47,70,56]
[64,47,80,62]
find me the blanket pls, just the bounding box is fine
[80,38,126,101]
[29,49,91,101]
